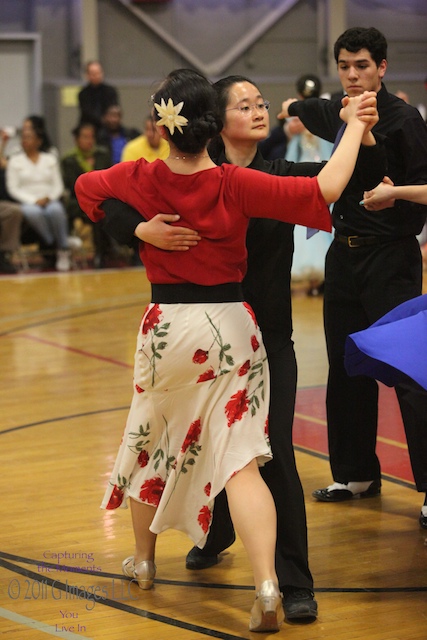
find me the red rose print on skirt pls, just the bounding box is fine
[139,476,166,506]
[193,349,209,364]
[138,450,149,467]
[243,302,258,327]
[251,335,260,352]
[142,304,162,335]
[225,388,249,427]
[204,482,211,497]
[238,360,251,376]
[198,505,212,533]
[106,485,124,509]
[181,418,202,453]
[135,384,145,394]
[197,367,216,383]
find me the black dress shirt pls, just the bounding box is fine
[289,83,427,236]
[78,83,119,128]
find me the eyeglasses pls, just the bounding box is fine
[225,100,270,116]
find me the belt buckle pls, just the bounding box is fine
[347,235,359,248]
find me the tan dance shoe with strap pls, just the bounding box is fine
[249,580,284,632]
[122,556,156,590]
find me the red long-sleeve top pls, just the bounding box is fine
[75,159,331,285]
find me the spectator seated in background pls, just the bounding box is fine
[0,129,23,274]
[0,199,22,274]
[121,115,169,162]
[97,104,140,165]
[61,122,113,268]
[6,116,81,272]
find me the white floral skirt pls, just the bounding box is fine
[101,300,272,547]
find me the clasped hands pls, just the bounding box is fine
[339,91,378,135]
[361,176,395,211]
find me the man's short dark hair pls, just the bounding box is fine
[334,27,387,67]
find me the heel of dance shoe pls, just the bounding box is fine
[122,556,156,590]
[249,580,284,633]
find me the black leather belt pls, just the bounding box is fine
[151,282,244,303]
[334,233,403,248]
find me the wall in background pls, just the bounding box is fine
[0,0,425,153]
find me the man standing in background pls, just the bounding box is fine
[78,61,119,131]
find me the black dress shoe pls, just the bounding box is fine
[312,479,381,502]
[282,587,318,622]
[186,533,236,570]
[419,511,427,530]
[186,546,219,570]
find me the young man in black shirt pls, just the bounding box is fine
[281,26,427,527]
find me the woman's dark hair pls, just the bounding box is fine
[333,27,387,67]
[208,75,260,158]
[24,115,52,152]
[152,69,222,154]
[71,121,96,138]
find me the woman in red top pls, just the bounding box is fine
[76,68,376,632]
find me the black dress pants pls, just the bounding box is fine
[324,237,427,491]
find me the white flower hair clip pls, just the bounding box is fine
[154,98,188,135]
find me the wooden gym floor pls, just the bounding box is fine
[0,266,426,640]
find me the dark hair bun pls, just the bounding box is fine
[188,112,222,143]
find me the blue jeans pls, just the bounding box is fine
[22,200,69,249]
